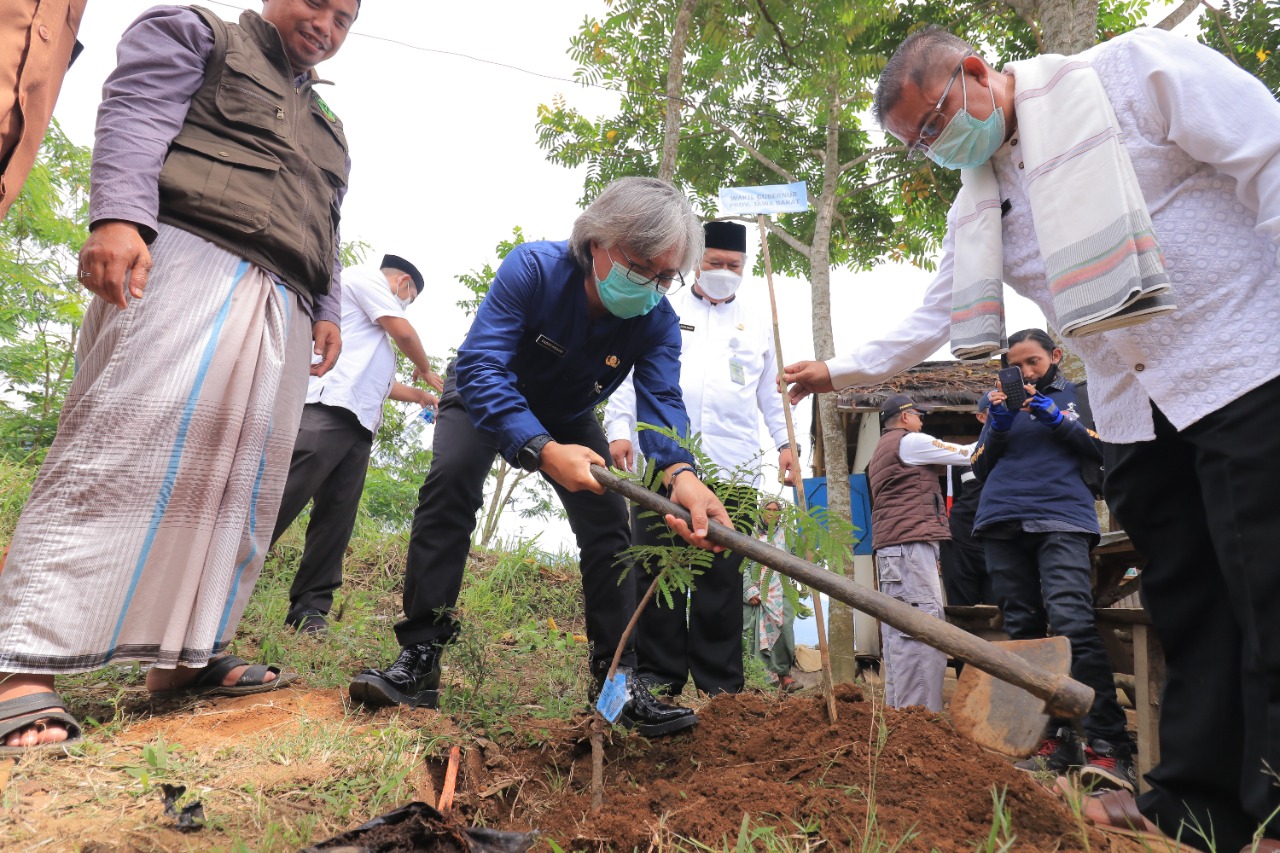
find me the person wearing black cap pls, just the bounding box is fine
[603,219,796,696]
[866,394,975,710]
[268,255,443,635]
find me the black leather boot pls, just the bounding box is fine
[592,665,697,737]
[349,643,442,709]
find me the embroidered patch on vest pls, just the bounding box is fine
[313,93,337,122]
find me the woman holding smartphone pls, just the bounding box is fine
[970,328,1135,791]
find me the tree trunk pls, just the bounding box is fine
[1037,0,1099,54]
[810,82,858,684]
[658,0,697,182]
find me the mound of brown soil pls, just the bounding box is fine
[441,683,1131,852]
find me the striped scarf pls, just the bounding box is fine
[950,54,1175,361]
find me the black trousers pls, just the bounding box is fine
[940,536,993,606]
[631,486,754,696]
[1104,379,1280,850]
[270,403,372,622]
[398,374,635,672]
[984,531,1129,744]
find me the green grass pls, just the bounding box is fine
[0,460,1232,852]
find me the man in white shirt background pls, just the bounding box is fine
[866,394,974,711]
[605,220,796,696]
[783,25,1280,849]
[270,254,443,635]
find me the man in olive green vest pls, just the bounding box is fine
[0,0,359,754]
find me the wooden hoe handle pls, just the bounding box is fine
[590,464,1094,719]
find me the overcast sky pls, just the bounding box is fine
[54,1,1206,556]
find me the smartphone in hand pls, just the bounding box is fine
[998,366,1028,411]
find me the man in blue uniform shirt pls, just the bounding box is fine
[350,178,729,736]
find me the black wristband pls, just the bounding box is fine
[667,464,698,486]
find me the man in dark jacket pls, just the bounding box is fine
[971,336,1134,791]
[349,177,730,738]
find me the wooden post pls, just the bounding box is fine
[1132,621,1164,794]
[757,213,837,724]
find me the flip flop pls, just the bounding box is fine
[0,691,84,757]
[150,655,298,700]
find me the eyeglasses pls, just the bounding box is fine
[612,247,686,295]
[906,52,974,161]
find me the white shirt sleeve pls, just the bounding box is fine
[1128,28,1280,258]
[347,265,405,325]
[603,368,639,444]
[756,330,791,449]
[825,212,957,389]
[897,432,975,467]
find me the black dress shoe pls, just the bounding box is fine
[349,643,442,709]
[594,666,697,737]
[286,609,327,636]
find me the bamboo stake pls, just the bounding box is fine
[756,213,838,724]
[593,570,667,814]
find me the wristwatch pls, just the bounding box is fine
[516,434,553,472]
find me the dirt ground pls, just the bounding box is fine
[1,681,1161,852]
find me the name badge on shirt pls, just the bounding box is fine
[535,334,566,357]
[679,323,695,332]
[729,357,747,386]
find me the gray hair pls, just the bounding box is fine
[873,25,975,128]
[569,177,703,274]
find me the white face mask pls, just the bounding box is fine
[697,268,743,300]
[394,278,416,310]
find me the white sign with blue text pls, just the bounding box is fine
[718,181,809,215]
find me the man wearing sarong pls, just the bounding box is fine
[0,0,359,754]
[783,25,1280,851]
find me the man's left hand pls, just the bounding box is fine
[663,468,730,553]
[778,446,798,485]
[311,320,341,376]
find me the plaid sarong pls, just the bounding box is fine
[0,225,312,673]
[950,55,1175,360]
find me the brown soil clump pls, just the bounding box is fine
[5,684,1152,852]
[440,683,1136,852]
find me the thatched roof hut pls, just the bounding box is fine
[813,359,1000,476]
[835,359,999,413]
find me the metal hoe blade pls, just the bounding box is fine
[950,637,1074,757]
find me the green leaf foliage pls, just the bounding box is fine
[1197,0,1279,97]
[0,120,91,463]
[455,226,531,318]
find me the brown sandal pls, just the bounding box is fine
[149,655,298,699]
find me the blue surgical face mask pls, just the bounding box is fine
[594,254,664,319]
[926,74,1006,171]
